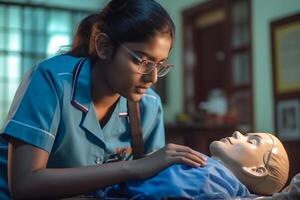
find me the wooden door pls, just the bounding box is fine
[194,16,228,105]
[183,0,253,131]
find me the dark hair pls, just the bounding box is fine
[69,0,175,58]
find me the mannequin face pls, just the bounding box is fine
[210,131,274,169]
[209,131,276,187]
[210,131,288,195]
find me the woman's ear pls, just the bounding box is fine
[242,166,268,178]
[95,33,113,59]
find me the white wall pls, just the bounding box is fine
[252,0,300,132]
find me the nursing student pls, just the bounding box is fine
[0,0,207,199]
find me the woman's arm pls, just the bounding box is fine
[8,138,206,200]
[8,138,135,199]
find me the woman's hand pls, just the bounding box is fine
[128,143,207,179]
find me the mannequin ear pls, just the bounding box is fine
[95,33,113,59]
[242,166,268,178]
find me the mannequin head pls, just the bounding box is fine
[210,131,289,195]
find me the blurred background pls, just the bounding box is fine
[0,0,299,182]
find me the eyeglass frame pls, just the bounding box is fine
[121,44,173,77]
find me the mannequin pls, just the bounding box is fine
[210,131,289,195]
[102,131,289,199]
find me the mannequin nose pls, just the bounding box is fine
[232,131,244,140]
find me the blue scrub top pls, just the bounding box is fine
[0,54,165,199]
[106,157,252,200]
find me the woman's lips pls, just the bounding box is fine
[135,87,147,94]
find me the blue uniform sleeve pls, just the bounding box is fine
[0,64,61,153]
[142,93,165,154]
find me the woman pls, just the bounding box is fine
[0,0,206,199]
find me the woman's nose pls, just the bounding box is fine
[143,68,158,84]
[232,131,244,140]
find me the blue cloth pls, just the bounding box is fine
[0,54,165,199]
[106,157,251,200]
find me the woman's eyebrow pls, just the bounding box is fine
[135,50,168,62]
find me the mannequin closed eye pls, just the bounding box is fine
[246,135,262,145]
[248,139,258,145]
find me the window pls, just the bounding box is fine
[0,2,90,126]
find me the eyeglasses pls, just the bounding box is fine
[121,45,173,77]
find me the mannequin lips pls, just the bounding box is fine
[221,137,233,144]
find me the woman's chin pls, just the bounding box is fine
[127,93,143,102]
